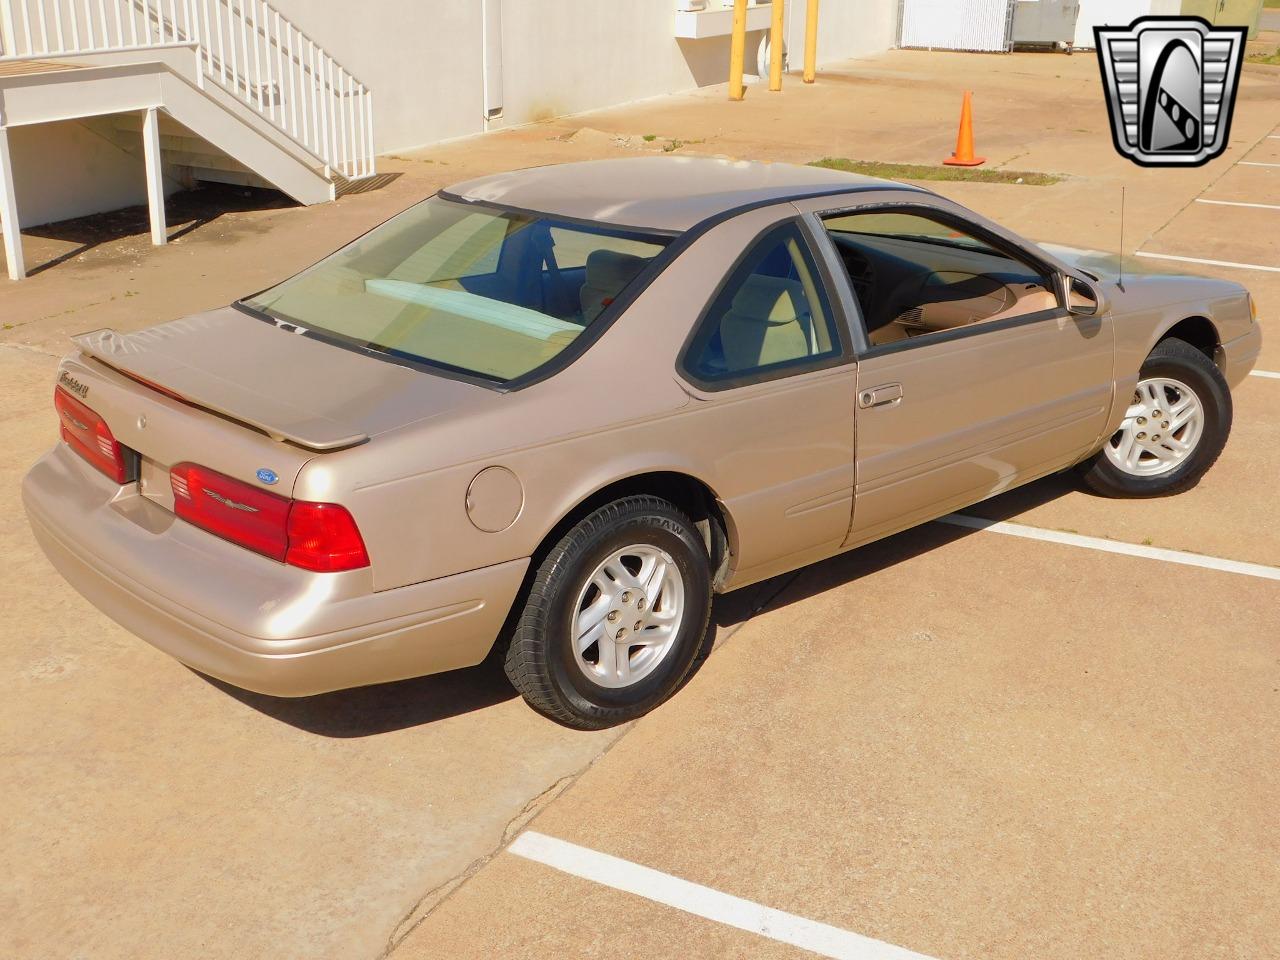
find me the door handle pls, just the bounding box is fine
[858,383,903,409]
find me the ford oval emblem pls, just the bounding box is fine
[256,468,279,485]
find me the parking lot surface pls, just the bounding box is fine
[398,528,1279,959]
[3,45,1278,960]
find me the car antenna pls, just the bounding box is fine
[1118,186,1127,292]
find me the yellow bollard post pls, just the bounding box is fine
[803,0,819,83]
[729,0,748,101]
[769,0,785,92]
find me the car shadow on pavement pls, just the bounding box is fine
[697,470,1080,662]
[199,651,517,738]
[205,471,1080,736]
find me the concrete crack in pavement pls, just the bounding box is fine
[1136,125,1280,253]
[378,739,630,959]
[0,342,62,358]
[376,571,807,958]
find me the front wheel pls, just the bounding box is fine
[504,496,712,730]
[1079,337,1232,498]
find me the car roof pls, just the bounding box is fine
[443,157,924,234]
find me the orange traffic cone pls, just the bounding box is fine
[943,91,986,167]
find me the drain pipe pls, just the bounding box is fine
[482,0,503,127]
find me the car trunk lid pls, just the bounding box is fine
[59,306,491,506]
[73,306,489,449]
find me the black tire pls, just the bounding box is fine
[1079,337,1232,498]
[504,496,713,730]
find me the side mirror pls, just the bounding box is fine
[1065,276,1104,317]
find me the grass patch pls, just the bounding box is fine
[811,158,1062,186]
[1247,48,1280,65]
[661,137,704,152]
[637,133,705,151]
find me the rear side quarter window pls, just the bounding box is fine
[681,222,844,389]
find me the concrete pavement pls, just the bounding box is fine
[397,527,1280,959]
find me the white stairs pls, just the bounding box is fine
[0,0,375,279]
[101,110,290,192]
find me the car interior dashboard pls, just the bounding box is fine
[828,231,1059,347]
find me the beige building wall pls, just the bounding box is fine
[808,0,901,66]
[265,0,485,154]
[498,0,899,132]
[263,0,900,154]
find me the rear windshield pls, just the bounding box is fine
[242,196,671,383]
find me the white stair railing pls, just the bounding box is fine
[0,0,374,181]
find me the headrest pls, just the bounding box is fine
[585,249,647,289]
[729,275,806,325]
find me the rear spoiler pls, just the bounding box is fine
[73,328,369,452]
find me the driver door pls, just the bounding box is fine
[798,195,1116,547]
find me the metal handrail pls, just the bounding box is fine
[0,0,374,179]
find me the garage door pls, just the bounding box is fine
[900,0,1015,52]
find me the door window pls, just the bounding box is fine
[822,210,1059,349]
[684,223,842,385]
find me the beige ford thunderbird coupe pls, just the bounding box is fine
[23,157,1261,728]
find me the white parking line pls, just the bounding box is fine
[1239,162,1280,168]
[509,831,939,960]
[939,515,1280,581]
[1134,251,1280,273]
[1251,370,1280,380]
[1196,199,1280,211]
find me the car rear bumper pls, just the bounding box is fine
[22,445,528,697]
[1222,323,1262,389]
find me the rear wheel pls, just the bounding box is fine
[504,496,712,730]
[1080,337,1231,498]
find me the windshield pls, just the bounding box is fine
[243,196,671,383]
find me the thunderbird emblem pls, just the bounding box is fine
[202,488,260,513]
[1095,17,1246,167]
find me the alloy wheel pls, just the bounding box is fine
[1104,376,1204,477]
[571,544,686,689]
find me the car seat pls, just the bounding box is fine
[580,250,648,323]
[718,275,811,372]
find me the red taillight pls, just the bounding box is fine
[286,502,370,572]
[171,462,292,560]
[54,385,133,484]
[170,462,369,572]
